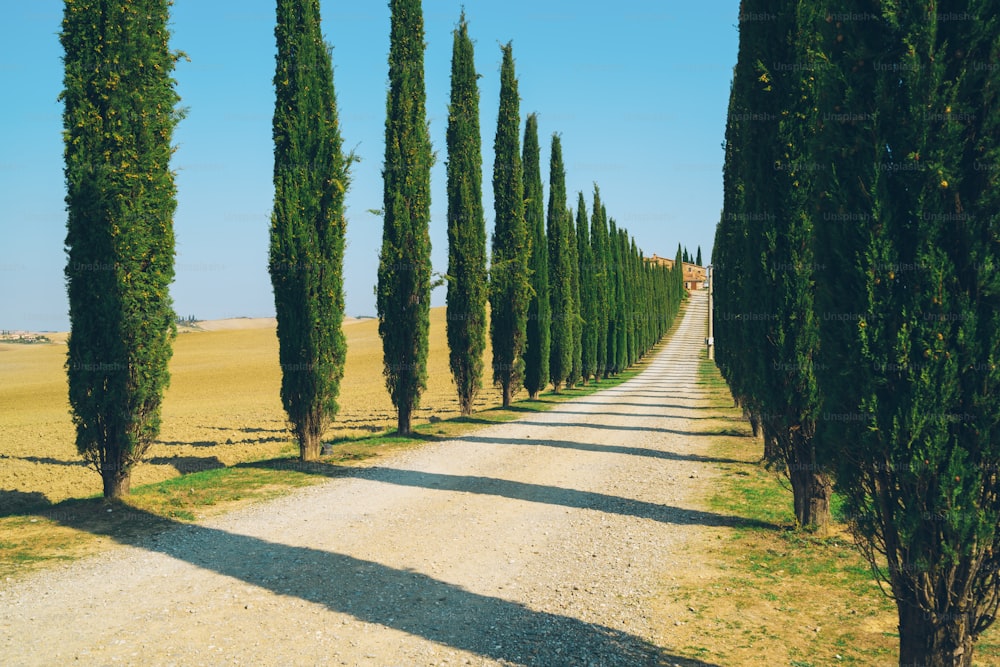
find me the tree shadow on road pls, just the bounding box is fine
[504,419,740,438]
[248,461,776,531]
[548,409,745,422]
[51,504,720,667]
[454,435,750,465]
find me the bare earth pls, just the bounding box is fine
[1,292,729,666]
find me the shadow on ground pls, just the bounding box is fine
[0,489,52,517]
[51,502,720,667]
[248,460,776,531]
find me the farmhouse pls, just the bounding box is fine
[645,254,707,291]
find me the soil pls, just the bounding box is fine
[1,292,733,666]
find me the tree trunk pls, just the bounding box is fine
[787,430,832,532]
[502,381,513,408]
[762,421,779,462]
[397,405,412,435]
[460,402,473,417]
[102,468,131,499]
[898,600,976,667]
[528,390,540,401]
[300,430,322,462]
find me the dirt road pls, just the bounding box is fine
[2,291,735,666]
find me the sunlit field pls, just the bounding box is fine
[0,308,502,505]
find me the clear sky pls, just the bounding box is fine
[0,0,739,332]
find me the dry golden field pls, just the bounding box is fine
[0,308,503,505]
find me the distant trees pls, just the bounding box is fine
[269,0,351,460]
[714,1,1000,664]
[444,12,487,416]
[62,0,182,498]
[546,134,573,392]
[377,0,433,434]
[522,113,550,400]
[488,43,529,407]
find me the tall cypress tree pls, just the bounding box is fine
[810,1,1000,662]
[270,0,351,461]
[377,0,432,434]
[445,11,486,416]
[696,246,702,266]
[591,187,609,379]
[567,204,583,387]
[577,192,597,383]
[614,226,629,373]
[489,42,529,407]
[62,0,181,498]
[522,113,550,400]
[547,134,573,391]
[605,218,620,375]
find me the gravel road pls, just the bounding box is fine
[2,291,731,666]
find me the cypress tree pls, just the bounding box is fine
[627,236,640,366]
[445,11,487,416]
[62,0,182,498]
[489,42,529,407]
[547,134,573,391]
[712,0,831,529]
[810,1,1000,662]
[522,113,550,400]
[614,226,629,373]
[590,186,609,380]
[270,0,351,461]
[696,246,702,266]
[577,192,596,383]
[567,204,583,387]
[377,0,432,434]
[605,218,620,375]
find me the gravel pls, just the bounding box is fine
[1,292,723,666]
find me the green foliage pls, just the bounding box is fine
[269,0,351,460]
[714,0,1000,662]
[567,203,583,387]
[445,12,487,416]
[522,113,550,399]
[62,0,182,498]
[590,188,610,378]
[613,225,629,374]
[489,43,529,407]
[712,0,830,531]
[547,134,573,390]
[577,192,597,382]
[377,0,433,434]
[808,1,1000,660]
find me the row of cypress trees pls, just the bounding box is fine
[61,0,685,498]
[715,1,1000,664]
[439,11,689,416]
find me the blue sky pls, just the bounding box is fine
[0,1,739,331]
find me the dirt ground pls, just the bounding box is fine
[1,293,739,666]
[0,308,502,507]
